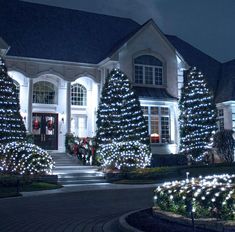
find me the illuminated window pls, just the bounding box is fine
[71,84,87,106]
[141,106,170,143]
[134,55,163,85]
[33,81,56,104]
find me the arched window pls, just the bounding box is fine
[71,83,87,106]
[33,81,56,104]
[134,55,163,85]
[13,80,20,100]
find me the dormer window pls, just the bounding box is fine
[134,55,163,86]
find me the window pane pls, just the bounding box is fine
[33,81,56,104]
[145,67,153,84]
[151,107,158,115]
[161,116,170,143]
[155,67,163,85]
[150,107,159,143]
[218,109,224,117]
[71,84,87,106]
[161,107,169,115]
[218,118,224,131]
[135,65,143,84]
[134,55,163,86]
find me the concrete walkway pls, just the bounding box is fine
[51,153,106,186]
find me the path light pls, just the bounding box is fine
[186,172,190,183]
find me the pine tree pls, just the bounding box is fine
[0,57,26,143]
[179,67,217,157]
[96,68,151,169]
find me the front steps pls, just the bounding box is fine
[51,153,106,186]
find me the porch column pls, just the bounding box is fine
[66,82,71,133]
[27,79,33,133]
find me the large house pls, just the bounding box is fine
[0,0,234,154]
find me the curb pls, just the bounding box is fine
[118,209,145,232]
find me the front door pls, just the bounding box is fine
[32,113,58,150]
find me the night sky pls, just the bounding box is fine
[23,0,235,63]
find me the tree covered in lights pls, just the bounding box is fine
[0,57,26,143]
[96,69,151,169]
[179,67,217,158]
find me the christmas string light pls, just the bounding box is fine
[96,68,151,169]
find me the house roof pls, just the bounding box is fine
[1,0,235,103]
[165,35,222,93]
[0,0,140,64]
[215,59,235,103]
[133,86,177,101]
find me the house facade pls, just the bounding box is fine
[0,1,234,154]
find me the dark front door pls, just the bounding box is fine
[32,113,58,150]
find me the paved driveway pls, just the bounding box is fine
[0,187,155,231]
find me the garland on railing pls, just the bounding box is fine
[65,133,97,165]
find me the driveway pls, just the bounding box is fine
[0,186,155,231]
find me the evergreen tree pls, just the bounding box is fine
[0,57,26,143]
[96,68,151,169]
[179,67,217,157]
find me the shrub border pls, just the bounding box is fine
[119,208,235,232]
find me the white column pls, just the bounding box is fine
[66,82,71,133]
[27,79,33,133]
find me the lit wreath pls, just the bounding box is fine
[46,120,54,131]
[33,119,40,130]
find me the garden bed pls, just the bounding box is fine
[106,163,235,183]
[122,208,235,232]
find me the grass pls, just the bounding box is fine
[0,182,62,198]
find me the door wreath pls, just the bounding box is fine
[46,119,54,131]
[33,119,40,130]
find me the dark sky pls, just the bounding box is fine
[24,0,235,63]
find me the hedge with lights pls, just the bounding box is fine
[96,68,151,169]
[153,174,235,220]
[0,142,54,175]
[179,67,217,158]
[0,57,26,143]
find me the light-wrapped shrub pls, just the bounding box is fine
[0,142,54,175]
[97,141,151,169]
[154,174,235,220]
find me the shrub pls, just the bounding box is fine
[154,174,235,220]
[0,142,54,175]
[65,133,75,154]
[97,141,151,169]
[213,130,235,163]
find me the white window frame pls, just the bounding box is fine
[142,106,171,144]
[134,64,163,86]
[33,81,57,104]
[71,83,87,106]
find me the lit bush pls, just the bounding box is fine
[0,142,54,175]
[154,174,235,220]
[97,141,151,169]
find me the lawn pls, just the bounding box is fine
[0,175,62,198]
